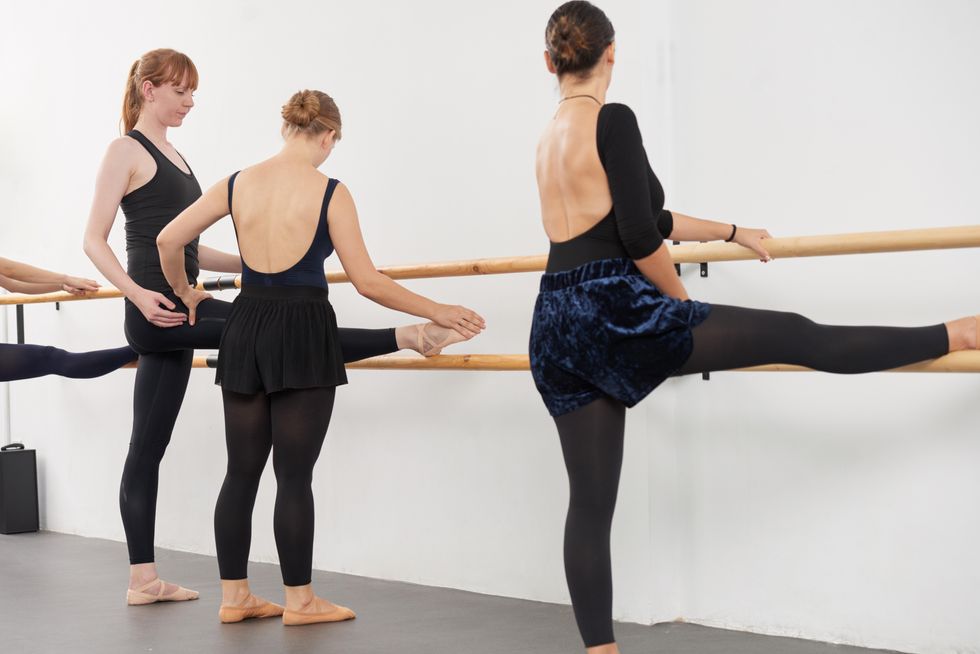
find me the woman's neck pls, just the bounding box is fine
[132,116,168,144]
[279,138,319,167]
[558,77,607,104]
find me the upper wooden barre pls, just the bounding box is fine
[3,223,979,307]
[117,351,980,373]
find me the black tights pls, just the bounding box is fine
[215,387,335,586]
[0,343,136,382]
[556,305,949,647]
[121,296,396,564]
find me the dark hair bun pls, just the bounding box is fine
[282,90,321,128]
[545,1,615,77]
[551,16,586,68]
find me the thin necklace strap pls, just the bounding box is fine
[559,94,602,106]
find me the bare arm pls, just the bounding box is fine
[82,139,147,298]
[329,183,484,337]
[0,277,64,294]
[668,212,736,242]
[668,211,772,261]
[156,180,230,324]
[158,179,231,295]
[82,138,186,327]
[0,258,100,295]
[198,245,242,274]
[633,243,690,301]
[0,257,70,285]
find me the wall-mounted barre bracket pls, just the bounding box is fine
[673,243,711,379]
[15,305,24,344]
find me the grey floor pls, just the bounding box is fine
[0,531,906,654]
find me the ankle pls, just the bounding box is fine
[129,563,159,588]
[945,317,979,352]
[220,579,252,606]
[283,584,315,611]
[394,324,423,352]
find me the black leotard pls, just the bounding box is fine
[546,103,673,273]
[533,102,950,649]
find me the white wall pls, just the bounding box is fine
[667,3,980,653]
[1,1,978,652]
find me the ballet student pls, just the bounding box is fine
[83,49,470,606]
[531,2,978,652]
[1,256,136,381]
[158,89,483,624]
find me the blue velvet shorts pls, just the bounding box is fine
[529,258,712,417]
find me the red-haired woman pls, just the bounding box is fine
[84,49,467,606]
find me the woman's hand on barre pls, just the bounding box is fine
[431,304,486,339]
[733,227,773,262]
[61,275,101,295]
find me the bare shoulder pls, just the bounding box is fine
[329,179,354,206]
[103,135,143,165]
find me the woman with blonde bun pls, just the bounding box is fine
[158,89,484,625]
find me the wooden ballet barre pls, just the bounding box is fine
[3,224,980,307]
[119,351,980,372]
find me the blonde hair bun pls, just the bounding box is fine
[281,90,321,128]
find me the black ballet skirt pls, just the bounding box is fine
[216,285,347,394]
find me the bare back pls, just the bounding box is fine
[229,160,333,274]
[535,102,613,242]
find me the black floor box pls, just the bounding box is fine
[0,444,39,534]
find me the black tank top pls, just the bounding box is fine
[120,130,202,292]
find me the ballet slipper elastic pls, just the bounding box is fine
[282,603,356,626]
[126,578,199,605]
[218,597,285,623]
[417,323,445,357]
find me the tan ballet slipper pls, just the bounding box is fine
[416,322,467,357]
[126,578,199,605]
[282,602,356,626]
[218,595,285,623]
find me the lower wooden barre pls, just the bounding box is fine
[120,351,980,372]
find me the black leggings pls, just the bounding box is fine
[215,387,335,586]
[0,343,136,382]
[121,296,396,564]
[556,305,950,648]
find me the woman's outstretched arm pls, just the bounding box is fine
[329,182,485,338]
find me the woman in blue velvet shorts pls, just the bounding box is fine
[532,3,978,652]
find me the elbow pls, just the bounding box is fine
[353,276,383,301]
[155,232,176,252]
[82,229,110,260]
[82,235,98,260]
